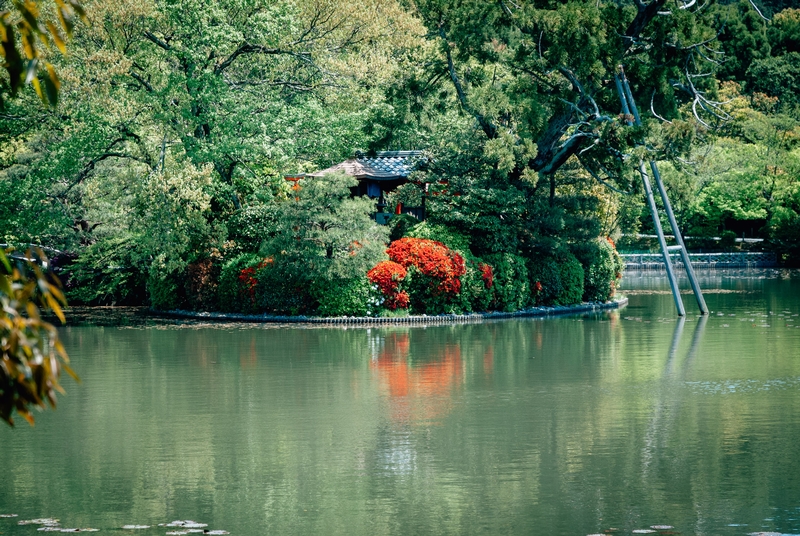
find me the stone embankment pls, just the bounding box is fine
[160,298,628,326]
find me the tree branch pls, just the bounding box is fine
[438,24,497,140]
[129,71,153,92]
[143,31,171,51]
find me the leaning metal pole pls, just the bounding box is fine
[614,73,686,316]
[618,67,708,315]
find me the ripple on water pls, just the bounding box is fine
[686,377,800,394]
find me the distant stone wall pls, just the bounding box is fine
[621,252,778,270]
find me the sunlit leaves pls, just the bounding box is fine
[0,248,77,427]
[0,0,87,107]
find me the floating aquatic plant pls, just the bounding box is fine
[19,518,59,526]
[159,521,208,529]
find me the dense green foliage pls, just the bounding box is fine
[574,238,624,303]
[3,0,799,316]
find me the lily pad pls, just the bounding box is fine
[160,521,208,529]
[19,518,60,526]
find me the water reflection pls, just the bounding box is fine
[369,330,464,424]
[2,271,800,535]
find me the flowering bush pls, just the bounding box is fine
[367,261,411,311]
[367,261,407,295]
[386,237,466,296]
[217,254,265,313]
[238,258,273,300]
[371,237,467,314]
[478,263,493,289]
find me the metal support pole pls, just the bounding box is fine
[638,160,686,316]
[615,74,685,316]
[649,162,708,314]
[618,68,708,315]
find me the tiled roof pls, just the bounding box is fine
[310,150,423,181]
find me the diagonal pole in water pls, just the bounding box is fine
[618,67,708,315]
[614,73,685,316]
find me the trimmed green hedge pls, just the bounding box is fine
[484,252,530,312]
[573,238,623,302]
[528,251,584,306]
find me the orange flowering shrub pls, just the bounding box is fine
[367,261,409,310]
[478,263,493,289]
[386,237,466,296]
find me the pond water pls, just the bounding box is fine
[2,269,800,535]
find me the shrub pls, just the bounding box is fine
[386,237,466,314]
[217,253,262,312]
[184,253,223,311]
[64,237,148,305]
[558,253,585,305]
[405,222,472,253]
[528,251,585,306]
[312,276,379,317]
[147,265,185,310]
[484,253,530,311]
[388,214,421,242]
[367,260,409,310]
[573,237,623,303]
[254,262,314,315]
[457,257,493,312]
[528,256,562,306]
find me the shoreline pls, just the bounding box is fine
[155,297,628,326]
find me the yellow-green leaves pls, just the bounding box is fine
[0,248,77,427]
[0,0,87,107]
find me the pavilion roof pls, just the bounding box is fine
[309,150,423,181]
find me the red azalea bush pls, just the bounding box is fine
[367,261,409,310]
[368,261,407,294]
[238,258,273,300]
[374,237,467,314]
[386,237,466,295]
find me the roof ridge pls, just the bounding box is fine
[354,150,422,159]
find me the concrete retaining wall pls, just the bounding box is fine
[621,252,777,270]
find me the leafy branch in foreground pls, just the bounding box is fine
[0,248,77,426]
[0,0,87,107]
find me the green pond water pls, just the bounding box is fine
[2,269,800,535]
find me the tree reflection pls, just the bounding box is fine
[369,330,464,423]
